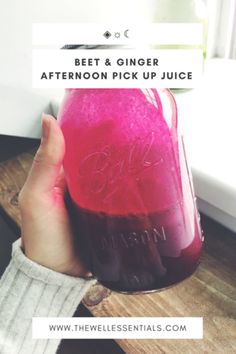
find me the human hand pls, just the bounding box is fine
[19,113,91,277]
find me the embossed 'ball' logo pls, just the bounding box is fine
[78,132,163,203]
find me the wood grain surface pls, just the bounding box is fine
[0,145,235,354]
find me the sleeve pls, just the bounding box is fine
[0,239,96,354]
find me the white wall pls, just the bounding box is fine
[0,0,156,88]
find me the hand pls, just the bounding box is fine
[19,113,91,278]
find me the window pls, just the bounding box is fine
[207,0,236,58]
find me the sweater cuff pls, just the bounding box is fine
[0,238,96,354]
[12,238,94,288]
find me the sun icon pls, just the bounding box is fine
[114,32,120,38]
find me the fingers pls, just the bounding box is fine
[24,113,65,194]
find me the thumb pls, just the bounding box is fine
[25,113,65,194]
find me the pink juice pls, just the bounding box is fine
[59,88,203,293]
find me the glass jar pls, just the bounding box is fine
[58,88,203,293]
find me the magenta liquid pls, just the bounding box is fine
[59,88,203,293]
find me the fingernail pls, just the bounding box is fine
[41,113,51,144]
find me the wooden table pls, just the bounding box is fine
[0,136,235,354]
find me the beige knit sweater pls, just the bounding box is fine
[0,239,95,354]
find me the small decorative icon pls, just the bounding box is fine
[103,31,111,39]
[124,29,129,38]
[114,32,120,38]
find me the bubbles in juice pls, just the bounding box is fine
[59,88,202,292]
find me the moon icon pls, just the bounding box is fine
[124,29,129,38]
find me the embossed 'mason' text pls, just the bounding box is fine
[100,226,167,250]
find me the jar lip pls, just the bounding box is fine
[61,45,100,49]
[61,44,127,50]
